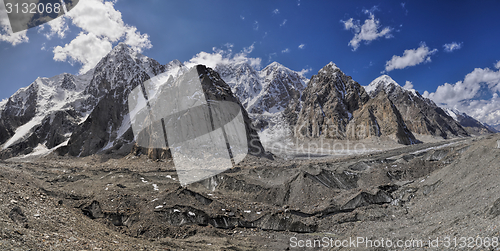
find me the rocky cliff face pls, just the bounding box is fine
[215,61,307,115]
[294,62,369,139]
[1,45,492,159]
[444,108,497,136]
[346,92,417,144]
[0,69,94,158]
[55,43,167,157]
[0,43,266,160]
[197,65,266,156]
[288,67,475,145]
[365,75,469,139]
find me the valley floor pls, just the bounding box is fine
[0,134,499,250]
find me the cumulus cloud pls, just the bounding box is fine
[384,43,437,72]
[0,0,152,73]
[273,9,280,15]
[281,48,290,53]
[403,81,413,90]
[280,19,287,27]
[50,0,152,74]
[424,65,500,126]
[495,61,500,69]
[185,44,262,70]
[53,32,113,74]
[341,11,392,51]
[298,67,312,77]
[443,42,462,52]
[0,0,29,45]
[39,16,69,39]
[298,44,305,49]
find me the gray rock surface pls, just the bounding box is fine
[294,62,369,139]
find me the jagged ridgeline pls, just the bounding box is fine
[0,44,493,159]
[284,64,489,145]
[0,44,265,160]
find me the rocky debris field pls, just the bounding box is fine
[0,135,500,250]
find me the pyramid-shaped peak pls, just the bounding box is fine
[326,61,338,67]
[112,42,132,52]
[263,62,288,71]
[267,61,284,68]
[166,59,183,68]
[316,62,341,75]
[106,43,145,60]
[365,75,401,94]
[324,62,339,70]
[95,43,150,69]
[371,75,400,86]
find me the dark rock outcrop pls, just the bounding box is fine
[294,62,369,139]
[444,108,496,136]
[346,92,417,145]
[366,75,469,139]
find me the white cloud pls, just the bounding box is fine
[39,16,69,39]
[35,0,152,73]
[298,67,312,77]
[298,44,305,49]
[384,43,437,72]
[281,48,290,53]
[280,19,287,27]
[0,0,29,45]
[495,61,500,69]
[341,11,392,51]
[186,44,262,70]
[403,81,413,90]
[273,9,280,15]
[443,42,462,52]
[123,26,152,53]
[240,15,245,20]
[424,65,500,125]
[53,32,113,74]
[66,0,128,42]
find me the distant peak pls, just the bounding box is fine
[114,42,130,50]
[326,61,337,68]
[369,75,400,87]
[318,62,340,73]
[167,59,183,67]
[372,75,399,85]
[266,61,285,68]
[107,43,137,57]
[365,75,400,94]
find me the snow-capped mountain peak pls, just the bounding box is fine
[444,108,460,121]
[443,107,497,135]
[365,75,400,94]
[215,61,307,114]
[264,61,285,69]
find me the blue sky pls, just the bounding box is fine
[1,0,500,125]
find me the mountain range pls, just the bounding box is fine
[0,43,495,159]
